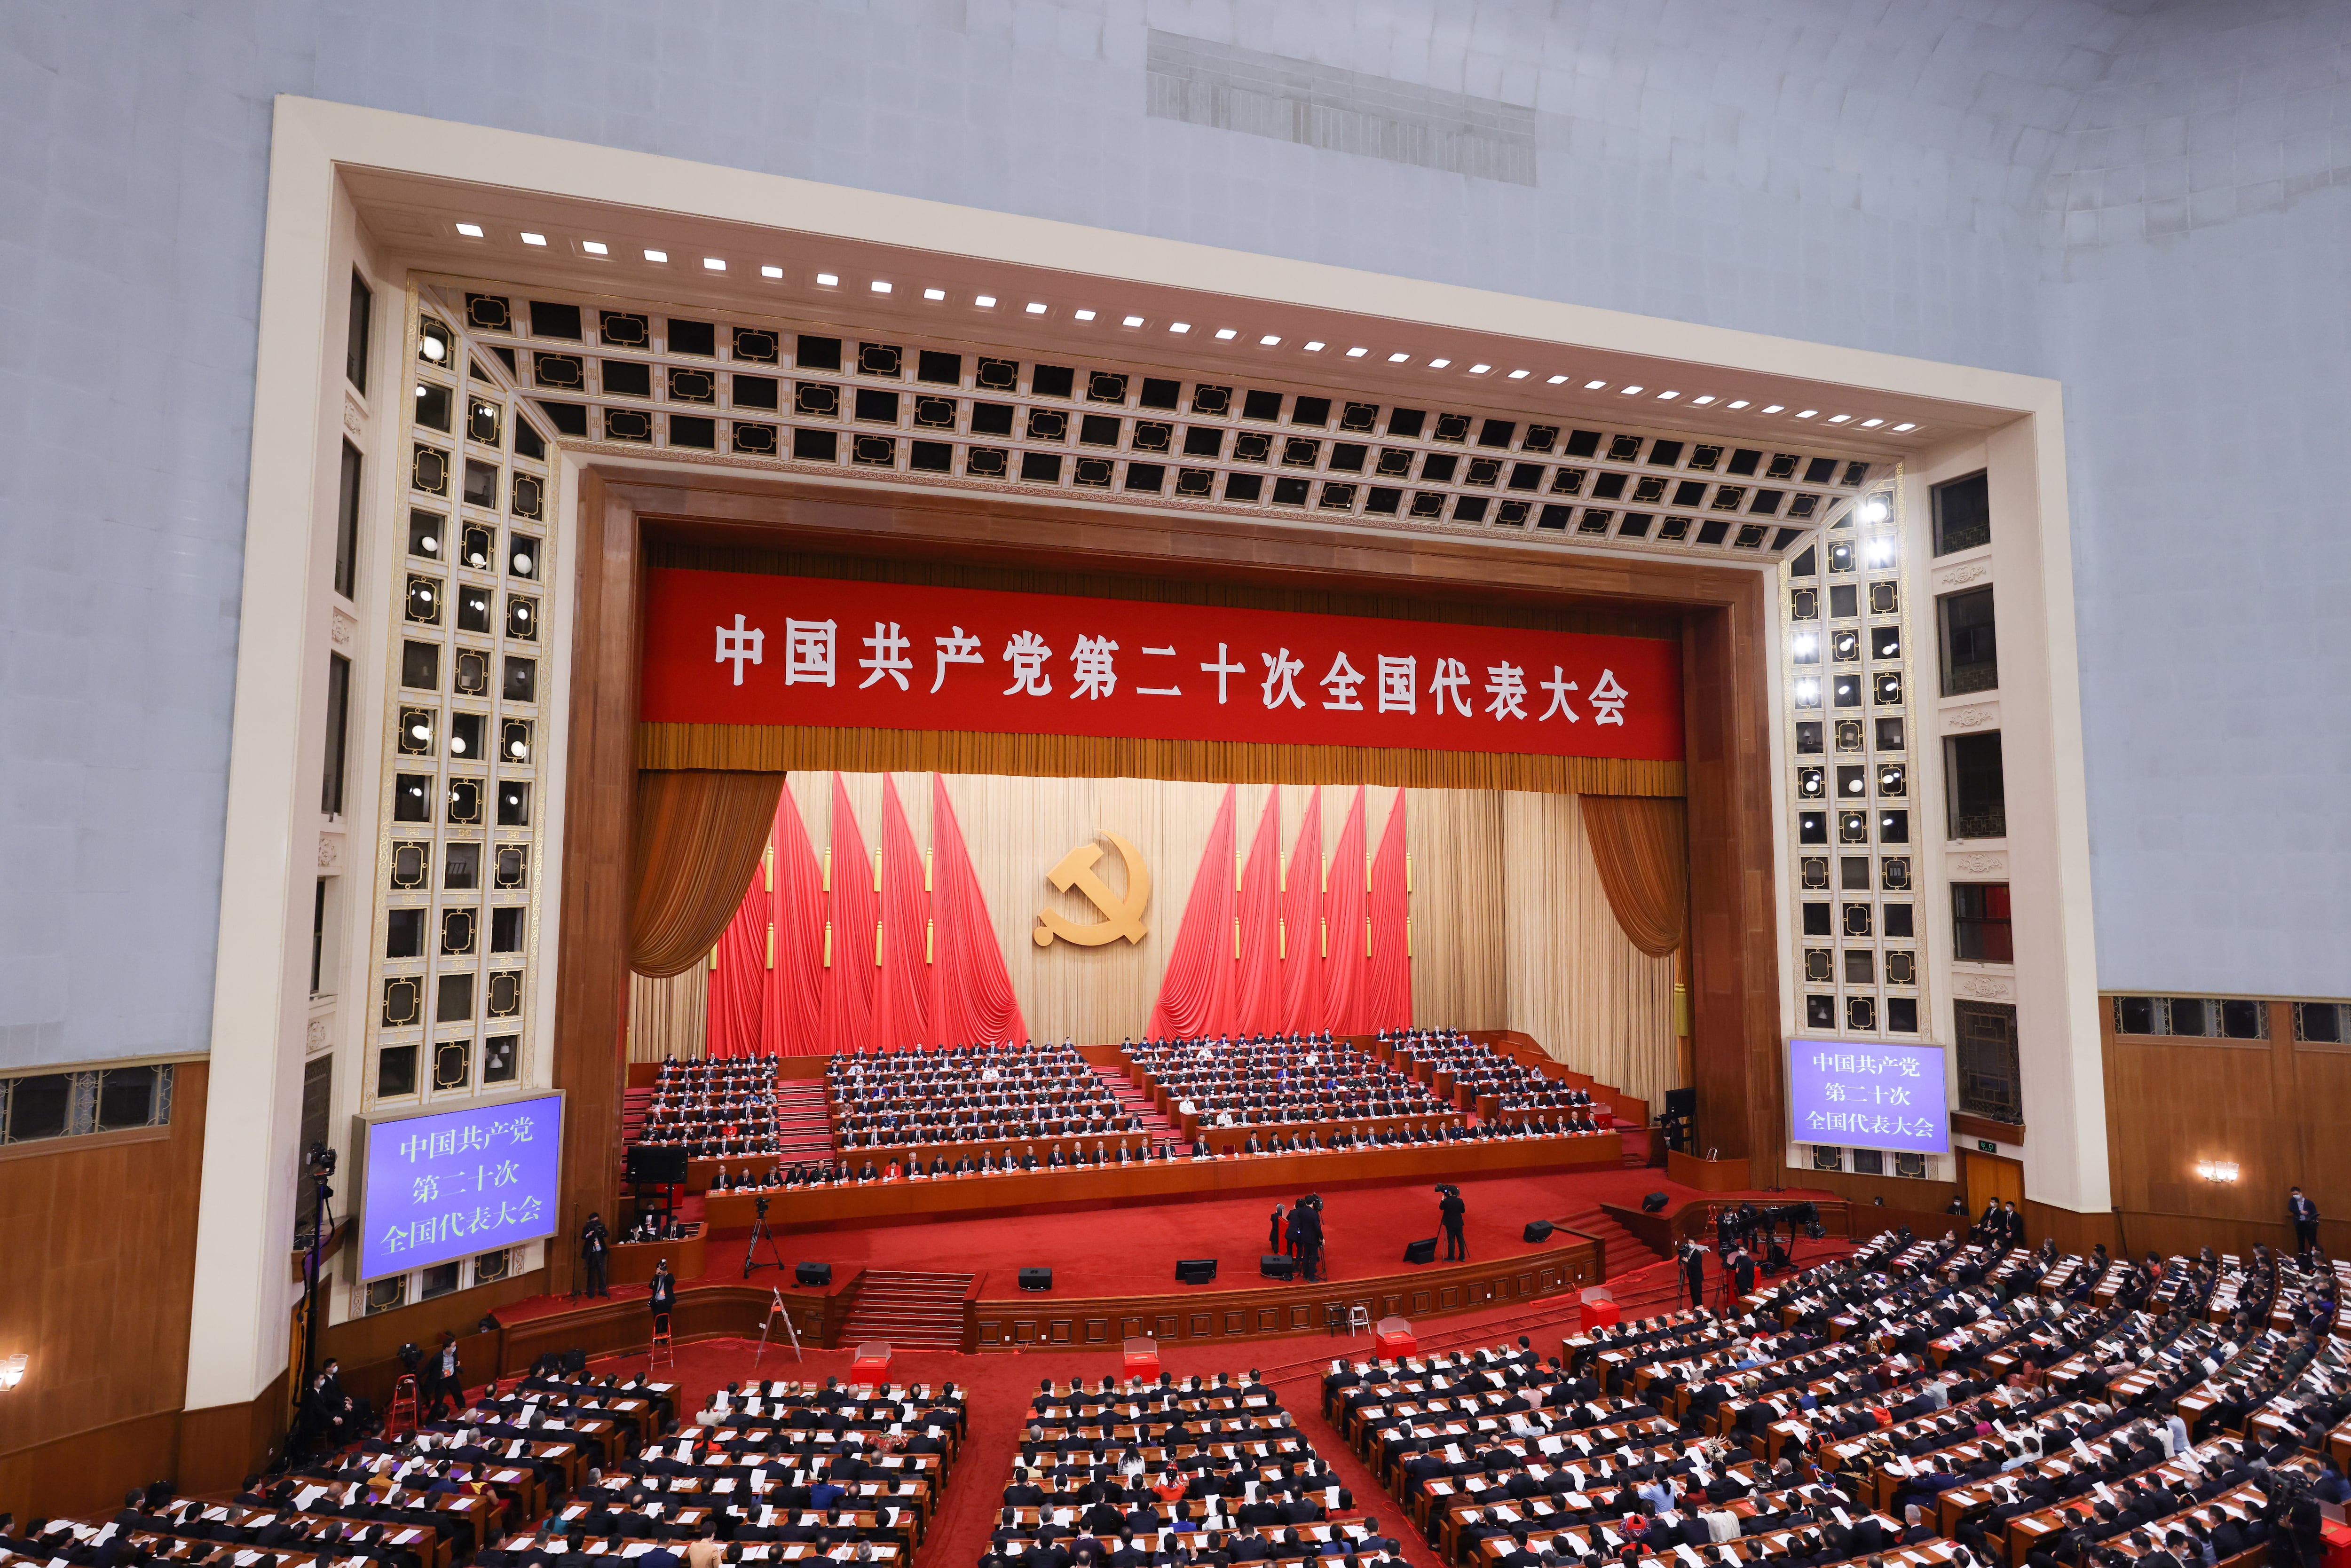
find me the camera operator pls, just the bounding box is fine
[578,1211,611,1299]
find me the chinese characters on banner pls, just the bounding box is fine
[1783,1039,1951,1155]
[645,570,1684,762]
[358,1093,565,1281]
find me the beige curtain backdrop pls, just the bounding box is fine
[623,773,1674,1100]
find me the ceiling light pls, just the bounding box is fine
[761,265,783,279]
[1075,309,1097,322]
[814,271,836,285]
[1860,418,1883,428]
[1827,413,1850,423]
[1304,341,1325,352]
[1761,404,1785,414]
[1122,315,1144,327]
[520,232,545,246]
[1866,536,1897,566]
[1656,390,1678,400]
[1796,409,1818,418]
[582,241,608,256]
[1259,334,1281,347]
[1169,322,1190,333]
[923,287,944,300]
[1507,370,1529,379]
[869,280,891,292]
[1214,328,1237,339]
[1428,358,1451,369]
[1584,379,1607,390]
[455,223,483,237]
[1858,498,1890,525]
[645,249,668,263]
[1692,395,1716,405]
[976,295,996,307]
[1388,353,1410,363]
[1619,385,1643,395]
[1347,347,1368,357]
[1546,374,1569,385]
[1026,302,1048,315]
[1727,400,1749,410]
[1893,423,1917,432]
[1468,363,1491,374]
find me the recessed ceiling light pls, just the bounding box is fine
[1795,409,1818,418]
[1546,374,1569,385]
[704,257,726,271]
[870,280,891,292]
[1860,418,1883,428]
[1388,352,1410,363]
[1692,395,1716,405]
[923,287,945,300]
[1346,347,1368,357]
[644,248,668,263]
[976,294,996,307]
[1169,322,1189,333]
[1892,422,1917,432]
[1026,302,1047,315]
[1727,400,1750,410]
[1259,334,1281,347]
[520,232,546,246]
[762,265,783,279]
[1656,390,1678,400]
[1214,328,1237,339]
[583,241,608,256]
[1618,385,1643,395]
[816,271,840,287]
[1075,309,1097,321]
[1304,341,1325,352]
[1468,363,1491,374]
[1122,315,1144,327]
[1826,413,1850,423]
[455,223,483,237]
[1507,369,1530,379]
[1428,358,1451,369]
[1761,404,1785,414]
[1584,379,1608,390]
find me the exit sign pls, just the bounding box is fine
[1976,1139,1997,1153]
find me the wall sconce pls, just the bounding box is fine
[2194,1161,2241,1183]
[0,1353,26,1390]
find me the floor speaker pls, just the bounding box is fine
[1019,1266,1052,1291]
[1523,1219,1554,1243]
[1402,1237,1437,1264]
[794,1261,833,1287]
[1259,1254,1297,1280]
[1641,1191,1670,1213]
[1175,1258,1218,1284]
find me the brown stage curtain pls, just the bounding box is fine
[629,769,787,977]
[1579,794,1689,957]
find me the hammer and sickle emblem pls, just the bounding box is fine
[1033,833,1151,948]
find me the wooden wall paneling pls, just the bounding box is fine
[0,1062,210,1523]
[1780,1167,1965,1219]
[550,468,636,1293]
[312,1269,554,1415]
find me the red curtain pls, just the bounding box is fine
[1318,786,1368,1036]
[817,773,875,1055]
[1230,788,1285,1036]
[764,785,824,1055]
[926,774,1027,1046]
[704,868,767,1058]
[1147,783,1236,1040]
[1365,788,1412,1032]
[873,775,932,1051]
[1279,787,1323,1035]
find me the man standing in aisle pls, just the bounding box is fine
[2290,1188,2321,1257]
[579,1212,612,1299]
[1680,1242,1706,1310]
[1439,1185,1467,1261]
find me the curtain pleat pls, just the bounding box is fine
[1230,787,1285,1036]
[1365,788,1411,1032]
[765,784,824,1054]
[1279,787,1324,1035]
[1579,795,1691,957]
[817,773,876,1054]
[1318,786,1368,1035]
[1146,784,1236,1039]
[628,769,788,977]
[704,872,767,1057]
[627,966,709,1061]
[927,773,1027,1046]
[873,775,932,1050]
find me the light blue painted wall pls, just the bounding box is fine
[0,0,2341,1066]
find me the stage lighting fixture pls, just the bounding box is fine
[583,241,608,256]
[645,249,668,263]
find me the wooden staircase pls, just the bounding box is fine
[839,1269,973,1351]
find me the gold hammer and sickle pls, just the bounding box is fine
[1033,832,1151,948]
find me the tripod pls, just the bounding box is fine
[743,1194,788,1278]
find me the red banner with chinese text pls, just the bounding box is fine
[642,568,1683,762]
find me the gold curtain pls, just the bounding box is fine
[628,769,787,977]
[628,967,709,1061]
[1578,795,1690,957]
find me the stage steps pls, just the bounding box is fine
[1554,1204,1666,1279]
[772,1079,836,1162]
[1092,1064,1180,1145]
[621,1087,654,1143]
[840,1269,973,1350]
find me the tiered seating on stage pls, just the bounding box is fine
[828,1040,1151,1163]
[634,1057,784,1158]
[1383,1029,1609,1130]
[980,1370,1405,1568]
[1124,1034,1470,1146]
